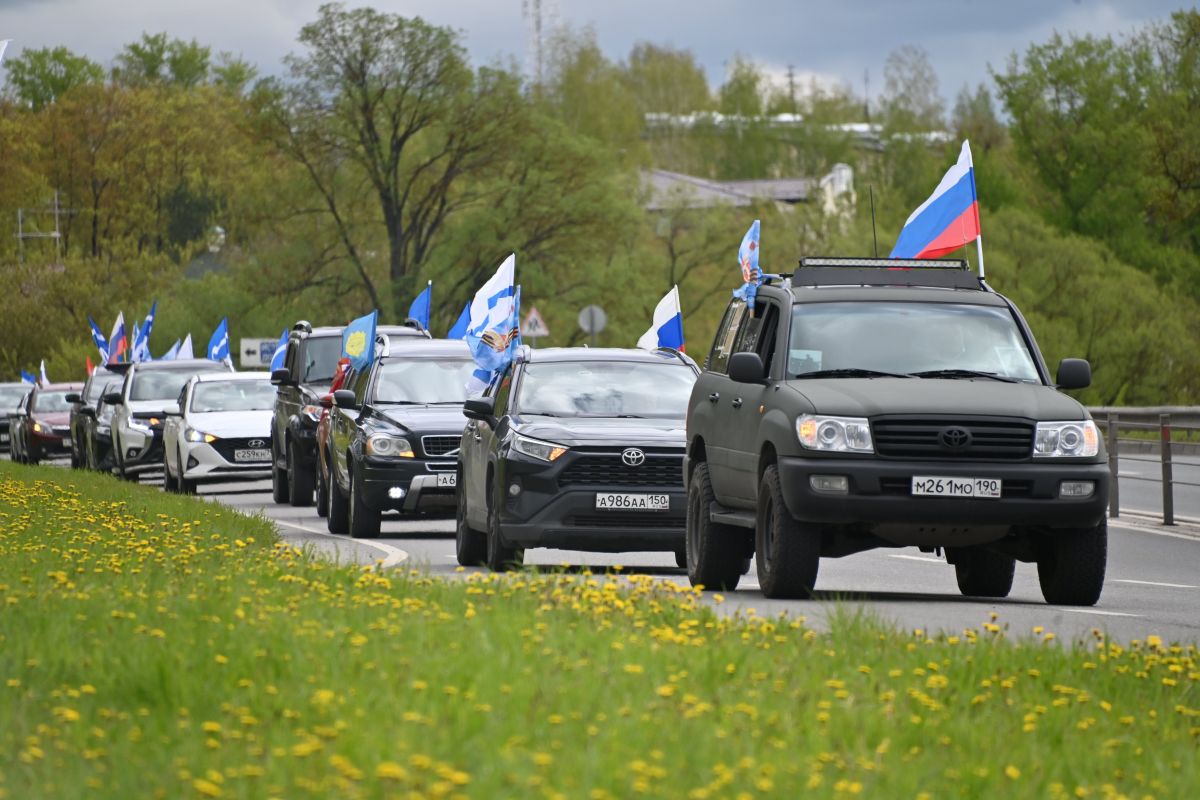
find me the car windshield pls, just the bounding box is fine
[0,386,28,409]
[130,371,195,401]
[302,337,344,384]
[191,381,277,413]
[33,391,72,413]
[788,302,1041,382]
[84,377,119,405]
[372,359,476,404]
[516,361,697,418]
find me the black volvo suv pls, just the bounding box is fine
[456,347,699,572]
[685,257,1110,605]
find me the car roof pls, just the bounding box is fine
[128,359,227,372]
[378,338,471,361]
[299,324,428,339]
[38,382,84,391]
[784,284,1009,307]
[522,347,695,365]
[191,371,271,383]
[0,382,29,388]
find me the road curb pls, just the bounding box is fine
[1110,510,1200,541]
[273,519,411,567]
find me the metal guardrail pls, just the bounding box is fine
[1090,408,1200,526]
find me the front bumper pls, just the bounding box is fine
[118,424,164,473]
[356,458,457,513]
[31,427,72,457]
[182,440,272,483]
[776,455,1110,532]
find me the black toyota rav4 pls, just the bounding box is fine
[686,257,1110,605]
[456,347,700,572]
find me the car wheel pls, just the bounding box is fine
[287,440,314,507]
[271,438,289,504]
[755,464,820,599]
[70,440,80,469]
[348,466,382,539]
[315,454,330,518]
[456,478,486,566]
[674,549,687,569]
[685,462,743,591]
[162,452,177,492]
[952,548,1015,598]
[327,463,349,535]
[1037,521,1107,606]
[485,483,523,572]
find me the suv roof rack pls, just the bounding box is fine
[792,257,986,291]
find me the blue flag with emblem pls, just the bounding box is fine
[733,219,761,305]
[88,316,109,362]
[342,311,377,372]
[408,281,432,330]
[447,302,470,339]
[269,329,289,372]
[465,273,520,395]
[207,317,230,364]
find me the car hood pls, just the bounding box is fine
[187,410,274,438]
[512,415,687,448]
[783,378,1088,420]
[125,400,179,416]
[37,411,71,426]
[375,404,467,432]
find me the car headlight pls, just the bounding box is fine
[796,414,874,453]
[302,405,323,422]
[365,434,414,458]
[1034,421,1099,458]
[32,421,45,434]
[185,427,217,444]
[511,432,568,462]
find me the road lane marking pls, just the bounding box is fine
[888,554,945,564]
[274,520,409,568]
[1113,579,1197,590]
[1059,608,1142,618]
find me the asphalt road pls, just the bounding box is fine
[1113,452,1200,523]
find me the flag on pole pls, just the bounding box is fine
[637,285,685,351]
[408,281,432,330]
[85,355,94,376]
[207,317,230,365]
[889,140,981,259]
[39,360,48,386]
[160,340,181,361]
[178,334,194,360]
[342,311,378,372]
[88,316,109,362]
[465,255,520,393]
[0,41,10,65]
[447,302,471,340]
[132,301,157,362]
[269,329,289,372]
[733,220,762,305]
[20,370,35,385]
[107,313,127,364]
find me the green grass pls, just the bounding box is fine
[0,461,1197,799]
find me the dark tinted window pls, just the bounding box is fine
[301,337,344,384]
[706,300,747,375]
[372,359,476,405]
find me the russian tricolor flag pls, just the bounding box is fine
[890,140,981,259]
[107,312,127,364]
[637,285,685,351]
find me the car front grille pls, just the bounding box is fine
[872,417,1034,461]
[210,438,271,463]
[558,452,684,489]
[421,435,460,457]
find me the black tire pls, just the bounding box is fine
[685,462,744,591]
[162,453,177,492]
[755,464,820,599]
[70,441,80,469]
[347,466,382,539]
[1037,521,1107,606]
[287,440,314,507]
[327,463,349,535]
[270,439,289,504]
[179,477,196,495]
[315,453,330,518]
[674,550,687,569]
[485,484,523,572]
[456,479,486,566]
[953,548,1015,598]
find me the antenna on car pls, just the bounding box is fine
[869,186,880,258]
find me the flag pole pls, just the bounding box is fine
[975,235,986,281]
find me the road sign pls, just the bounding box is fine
[522,306,550,339]
[240,338,282,369]
[578,305,607,336]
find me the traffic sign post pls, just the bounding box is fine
[577,304,607,347]
[521,306,550,345]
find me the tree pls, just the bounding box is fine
[623,42,711,115]
[3,46,103,110]
[541,27,642,157]
[951,83,1005,153]
[113,33,210,86]
[881,45,944,131]
[717,56,764,118]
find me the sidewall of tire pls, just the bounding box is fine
[685,462,743,591]
[755,464,820,599]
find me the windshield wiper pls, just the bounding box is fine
[521,411,562,417]
[374,400,426,405]
[910,369,1018,383]
[794,368,912,379]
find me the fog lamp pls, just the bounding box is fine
[809,474,849,494]
[1059,480,1095,498]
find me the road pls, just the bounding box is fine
[1113,452,1200,522]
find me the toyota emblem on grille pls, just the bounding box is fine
[939,427,971,451]
[247,439,266,448]
[621,448,646,466]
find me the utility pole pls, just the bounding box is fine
[522,0,559,88]
[863,69,871,123]
[787,64,796,114]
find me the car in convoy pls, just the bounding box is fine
[67,366,128,469]
[0,382,30,453]
[326,337,475,537]
[270,320,430,507]
[685,256,1110,605]
[8,382,83,465]
[162,372,276,493]
[456,347,700,571]
[106,359,231,480]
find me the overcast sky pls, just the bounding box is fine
[0,0,1187,106]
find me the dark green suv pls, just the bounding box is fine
[685,257,1110,605]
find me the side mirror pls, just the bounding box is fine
[65,393,81,404]
[271,368,292,386]
[333,390,358,410]
[319,394,334,409]
[79,407,96,418]
[103,391,122,406]
[728,352,767,384]
[463,396,495,423]
[1056,358,1091,391]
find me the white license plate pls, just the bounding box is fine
[911,476,1001,499]
[595,493,670,511]
[234,448,271,462]
[0,434,7,443]
[436,473,456,488]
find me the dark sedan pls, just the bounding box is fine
[0,382,30,453]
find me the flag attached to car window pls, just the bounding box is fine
[342,311,378,372]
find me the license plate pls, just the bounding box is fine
[595,493,670,511]
[911,476,1001,499]
[234,448,271,462]
[436,473,456,488]
[0,434,7,443]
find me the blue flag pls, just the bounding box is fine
[88,316,109,362]
[447,302,470,340]
[20,370,36,385]
[132,301,157,362]
[269,329,288,372]
[466,281,521,395]
[207,317,230,363]
[160,339,181,361]
[408,281,432,330]
[733,219,761,305]
[342,311,377,372]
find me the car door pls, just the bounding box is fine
[274,337,302,465]
[690,299,748,503]
[463,367,513,530]
[330,367,370,492]
[725,299,783,501]
[165,384,189,477]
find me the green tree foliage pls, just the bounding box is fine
[951,84,1006,154]
[3,46,103,110]
[881,45,944,131]
[624,43,712,115]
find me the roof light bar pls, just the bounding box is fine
[799,257,969,271]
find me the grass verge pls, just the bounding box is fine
[0,460,1197,799]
